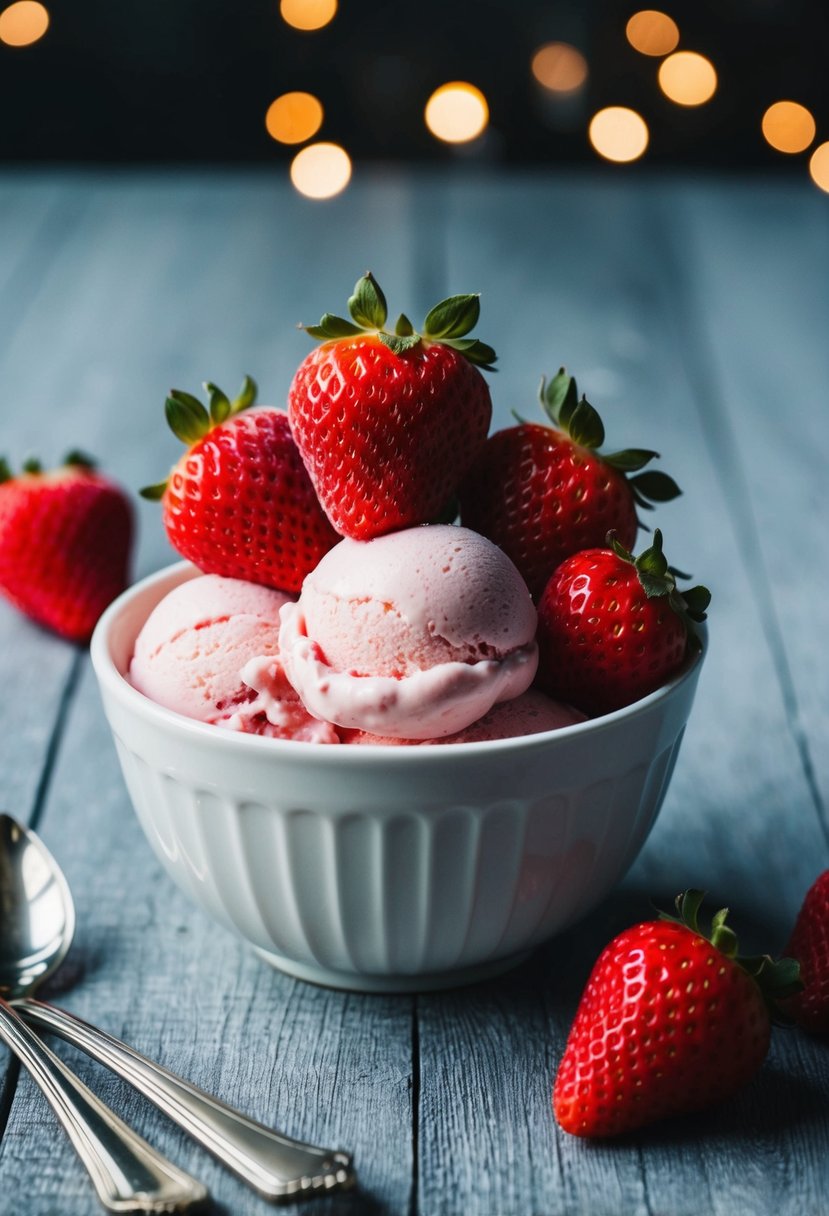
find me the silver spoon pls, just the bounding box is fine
[1,814,355,1203]
[0,814,208,1213]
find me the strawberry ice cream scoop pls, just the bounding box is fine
[278,525,539,739]
[342,690,585,746]
[129,573,338,742]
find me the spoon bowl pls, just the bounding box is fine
[0,814,75,998]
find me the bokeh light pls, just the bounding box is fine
[290,142,351,199]
[425,82,489,144]
[809,143,829,193]
[531,43,588,94]
[265,92,324,145]
[0,1,49,47]
[761,101,816,154]
[588,107,649,163]
[279,0,336,32]
[658,51,717,106]
[626,10,679,57]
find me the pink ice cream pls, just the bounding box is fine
[343,690,585,746]
[129,573,338,743]
[278,525,539,739]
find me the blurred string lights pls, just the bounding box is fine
[0,0,48,46]
[2,1,828,197]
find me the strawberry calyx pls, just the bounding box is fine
[301,272,498,371]
[609,528,711,641]
[660,889,803,1017]
[0,452,98,483]
[539,367,681,515]
[140,375,258,500]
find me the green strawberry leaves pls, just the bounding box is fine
[659,889,803,1014]
[538,365,682,517]
[610,528,711,637]
[141,375,258,500]
[302,273,498,371]
[348,272,388,329]
[422,294,480,340]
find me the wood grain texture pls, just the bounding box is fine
[413,171,829,1216]
[0,169,827,1216]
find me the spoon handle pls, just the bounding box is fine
[0,998,207,1213]
[17,997,355,1202]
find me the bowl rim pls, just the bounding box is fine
[91,560,706,763]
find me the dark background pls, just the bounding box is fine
[0,0,827,167]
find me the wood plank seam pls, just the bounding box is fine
[28,650,84,833]
[410,995,420,1216]
[649,191,829,850]
[0,1058,21,1147]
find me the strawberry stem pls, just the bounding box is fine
[659,889,803,1014]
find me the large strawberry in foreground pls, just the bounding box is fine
[460,368,680,599]
[0,453,133,643]
[536,529,710,716]
[783,870,829,1034]
[288,273,495,540]
[554,890,801,1138]
[141,378,338,593]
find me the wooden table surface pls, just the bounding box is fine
[0,168,827,1216]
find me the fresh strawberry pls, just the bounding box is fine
[0,453,132,643]
[459,368,680,599]
[288,273,495,539]
[536,529,709,716]
[554,890,801,1138]
[782,870,829,1033]
[141,377,338,594]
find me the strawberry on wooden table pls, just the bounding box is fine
[0,452,133,644]
[783,870,829,1033]
[288,273,495,540]
[141,376,338,594]
[460,367,681,599]
[536,529,710,716]
[553,890,801,1138]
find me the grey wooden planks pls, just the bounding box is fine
[0,169,828,1216]
[0,169,419,1215]
[413,171,829,1216]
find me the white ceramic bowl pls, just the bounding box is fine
[91,562,705,993]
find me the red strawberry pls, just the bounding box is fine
[0,453,132,643]
[536,529,709,716]
[141,377,338,594]
[460,368,680,599]
[783,870,829,1033]
[554,890,801,1138]
[288,273,495,540]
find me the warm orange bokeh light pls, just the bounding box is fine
[531,42,588,93]
[809,143,829,193]
[0,0,49,47]
[658,51,717,106]
[761,101,816,154]
[290,142,351,199]
[279,0,336,32]
[588,107,649,163]
[626,10,679,57]
[425,83,489,144]
[265,92,324,145]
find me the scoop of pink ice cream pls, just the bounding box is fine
[129,573,339,742]
[342,690,585,745]
[278,525,538,739]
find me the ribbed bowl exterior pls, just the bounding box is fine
[92,564,703,992]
